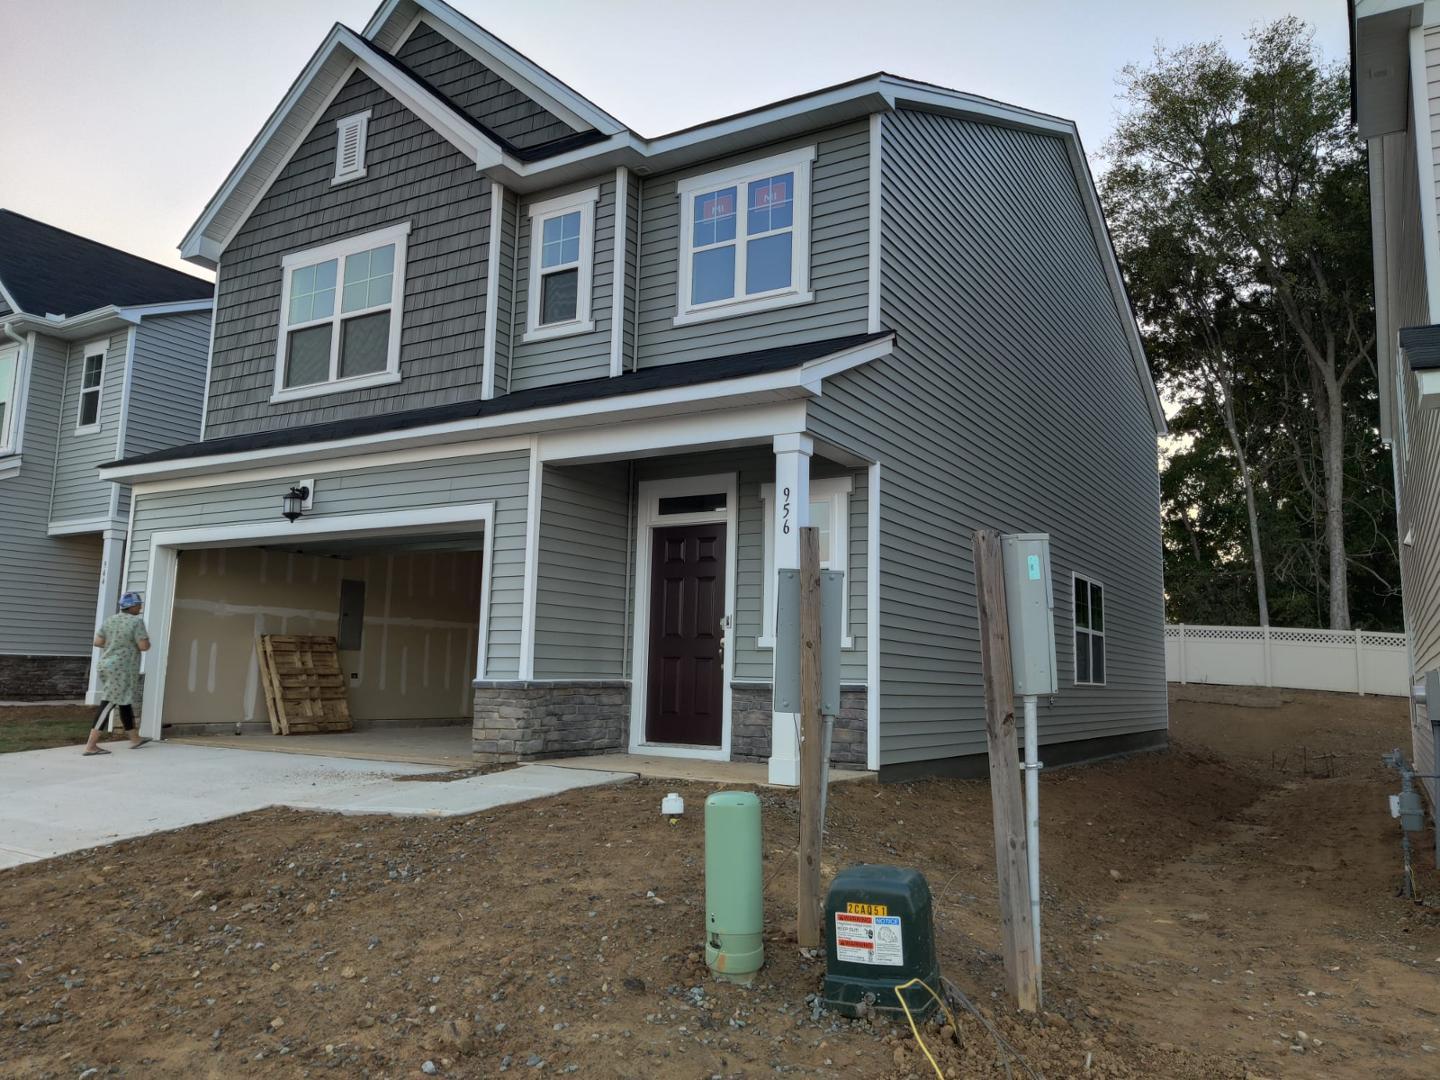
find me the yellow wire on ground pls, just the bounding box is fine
[894,977,959,1080]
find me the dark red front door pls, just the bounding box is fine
[646,523,726,745]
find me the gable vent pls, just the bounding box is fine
[333,111,370,184]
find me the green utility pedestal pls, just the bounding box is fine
[822,865,941,1018]
[704,791,764,984]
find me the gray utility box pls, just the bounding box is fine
[1001,533,1058,697]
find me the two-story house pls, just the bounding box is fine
[0,211,214,701]
[1353,0,1440,812]
[98,0,1168,783]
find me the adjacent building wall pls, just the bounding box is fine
[127,312,211,457]
[163,547,481,728]
[50,328,129,525]
[808,109,1167,772]
[0,331,102,688]
[124,449,531,679]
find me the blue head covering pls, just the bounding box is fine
[119,592,143,611]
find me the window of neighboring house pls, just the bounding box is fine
[1074,574,1105,685]
[333,111,370,185]
[675,145,815,325]
[524,187,598,341]
[272,222,409,402]
[76,342,105,430]
[0,344,19,452]
[758,476,853,648]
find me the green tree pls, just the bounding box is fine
[1103,17,1392,630]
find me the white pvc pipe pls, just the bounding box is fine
[1023,694,1042,976]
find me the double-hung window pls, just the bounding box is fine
[1073,574,1105,685]
[0,343,20,454]
[273,222,409,402]
[524,187,598,342]
[675,145,815,325]
[758,476,853,648]
[76,341,105,430]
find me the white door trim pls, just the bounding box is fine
[137,501,496,740]
[627,472,738,761]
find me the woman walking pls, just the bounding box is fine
[83,592,151,755]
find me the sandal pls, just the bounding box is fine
[129,738,151,749]
[83,747,112,756]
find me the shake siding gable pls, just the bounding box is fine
[203,69,491,439]
[0,333,103,656]
[634,122,871,369]
[394,22,576,150]
[806,109,1166,767]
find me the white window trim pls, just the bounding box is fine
[523,186,599,343]
[332,110,371,185]
[674,145,816,327]
[0,339,26,458]
[270,221,410,404]
[758,475,853,649]
[75,339,108,433]
[1072,572,1106,687]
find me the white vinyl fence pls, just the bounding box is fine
[1165,624,1410,697]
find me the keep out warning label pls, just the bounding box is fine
[834,911,904,966]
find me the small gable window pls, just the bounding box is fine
[524,187,598,342]
[333,111,371,184]
[0,343,20,452]
[76,341,105,430]
[272,222,409,403]
[675,145,815,326]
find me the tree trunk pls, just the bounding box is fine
[1215,378,1270,626]
[1321,388,1351,630]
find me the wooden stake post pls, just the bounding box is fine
[797,526,824,949]
[973,528,1040,1012]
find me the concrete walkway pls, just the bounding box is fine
[0,743,632,869]
[168,725,473,767]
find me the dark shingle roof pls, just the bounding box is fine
[1399,324,1440,371]
[0,210,214,318]
[112,331,893,469]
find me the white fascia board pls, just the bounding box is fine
[99,334,893,486]
[3,307,135,341]
[538,400,807,464]
[180,25,503,267]
[371,0,626,135]
[119,299,215,321]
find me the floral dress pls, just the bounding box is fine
[96,612,148,705]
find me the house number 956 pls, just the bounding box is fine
[781,486,792,535]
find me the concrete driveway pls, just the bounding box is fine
[0,742,632,868]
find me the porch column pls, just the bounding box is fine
[85,527,127,705]
[769,433,812,786]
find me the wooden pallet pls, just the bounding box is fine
[255,634,352,735]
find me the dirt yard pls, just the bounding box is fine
[2,687,1438,1079]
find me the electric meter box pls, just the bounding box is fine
[821,865,940,1018]
[1001,533,1058,696]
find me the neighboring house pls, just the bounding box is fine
[98,0,1167,782]
[1353,0,1440,809]
[0,211,214,701]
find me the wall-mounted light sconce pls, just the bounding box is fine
[282,484,311,523]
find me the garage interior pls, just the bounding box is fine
[160,537,484,755]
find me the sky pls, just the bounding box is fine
[0,0,1350,278]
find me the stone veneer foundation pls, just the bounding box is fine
[730,683,867,766]
[0,655,90,701]
[472,681,630,762]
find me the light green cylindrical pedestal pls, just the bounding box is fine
[704,790,764,984]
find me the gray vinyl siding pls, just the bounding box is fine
[533,462,630,678]
[508,179,615,391]
[634,122,871,368]
[203,69,490,438]
[623,173,640,369]
[126,311,212,457]
[395,21,576,150]
[494,189,519,393]
[806,109,1166,768]
[50,328,130,524]
[631,449,867,686]
[123,450,531,678]
[0,332,103,656]
[1375,125,1440,804]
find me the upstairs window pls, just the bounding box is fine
[76,341,105,429]
[1074,574,1106,685]
[0,343,19,452]
[524,187,598,342]
[675,145,815,326]
[273,222,409,403]
[333,111,370,184]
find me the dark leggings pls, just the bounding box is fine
[92,702,135,732]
